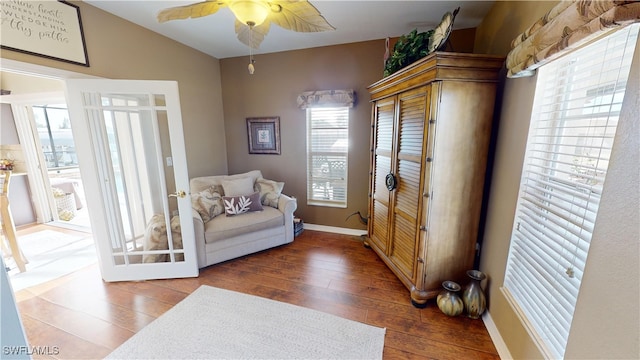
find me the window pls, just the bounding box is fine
[306,107,349,207]
[503,24,638,359]
[32,105,78,170]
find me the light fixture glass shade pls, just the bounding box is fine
[229,0,270,26]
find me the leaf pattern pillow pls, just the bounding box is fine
[223,192,263,216]
[191,185,224,222]
[255,178,284,208]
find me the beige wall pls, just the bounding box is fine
[219,31,475,230]
[475,1,639,359]
[219,40,384,230]
[0,72,64,93]
[0,1,227,178]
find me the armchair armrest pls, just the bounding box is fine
[278,194,297,244]
[192,209,206,268]
[278,194,297,214]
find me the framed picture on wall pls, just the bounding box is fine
[0,1,90,66]
[247,117,281,155]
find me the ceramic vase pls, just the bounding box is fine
[436,281,464,316]
[462,270,486,319]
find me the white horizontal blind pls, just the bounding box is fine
[504,24,639,359]
[306,107,349,207]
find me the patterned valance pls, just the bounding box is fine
[296,89,356,109]
[506,0,640,78]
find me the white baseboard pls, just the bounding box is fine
[482,310,512,359]
[303,223,367,237]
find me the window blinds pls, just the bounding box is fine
[306,107,349,207]
[503,24,638,359]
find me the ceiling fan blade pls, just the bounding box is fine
[268,0,335,33]
[235,20,270,49]
[157,1,227,23]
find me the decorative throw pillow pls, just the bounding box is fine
[223,192,263,216]
[190,185,224,222]
[169,215,181,233]
[255,178,284,208]
[221,177,254,197]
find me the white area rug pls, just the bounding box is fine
[107,285,386,359]
[7,229,96,291]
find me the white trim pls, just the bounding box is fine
[9,102,56,223]
[482,310,513,360]
[501,286,555,359]
[0,58,97,80]
[303,223,367,236]
[48,220,91,233]
[0,91,66,105]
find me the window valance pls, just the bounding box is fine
[506,0,640,78]
[296,89,356,109]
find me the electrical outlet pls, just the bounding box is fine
[166,157,173,167]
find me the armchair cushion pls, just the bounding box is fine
[221,177,254,196]
[255,178,284,208]
[191,170,262,194]
[204,206,284,244]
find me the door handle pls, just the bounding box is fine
[385,173,397,191]
[169,190,187,198]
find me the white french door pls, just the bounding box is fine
[65,79,197,281]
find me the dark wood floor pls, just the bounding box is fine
[13,227,499,359]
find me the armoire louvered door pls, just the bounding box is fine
[367,52,504,307]
[388,86,429,283]
[368,97,395,253]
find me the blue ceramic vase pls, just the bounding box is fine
[462,270,486,319]
[436,281,464,316]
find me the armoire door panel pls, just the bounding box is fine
[390,214,418,281]
[394,160,421,217]
[397,119,425,156]
[372,155,390,203]
[370,200,390,252]
[374,100,395,153]
[372,97,395,204]
[396,107,425,165]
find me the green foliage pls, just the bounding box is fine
[383,29,434,77]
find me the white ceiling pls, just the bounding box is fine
[85,1,495,59]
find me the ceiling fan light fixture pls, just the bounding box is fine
[229,0,270,26]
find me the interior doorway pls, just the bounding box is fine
[1,65,97,290]
[4,89,91,232]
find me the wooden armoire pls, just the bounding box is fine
[366,52,504,307]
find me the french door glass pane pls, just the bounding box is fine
[85,92,183,265]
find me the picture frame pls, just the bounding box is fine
[247,117,281,155]
[0,1,90,67]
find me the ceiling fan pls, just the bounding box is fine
[157,0,335,73]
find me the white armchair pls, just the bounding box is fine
[190,170,297,268]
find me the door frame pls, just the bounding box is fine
[2,91,67,224]
[0,59,99,224]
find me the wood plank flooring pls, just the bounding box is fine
[13,227,499,359]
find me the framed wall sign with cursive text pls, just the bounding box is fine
[1,0,89,66]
